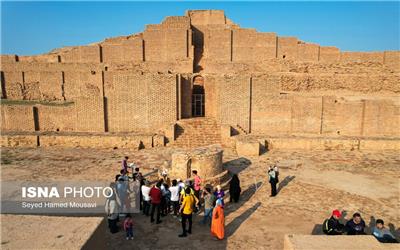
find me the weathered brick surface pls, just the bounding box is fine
[106,72,177,132]
[37,105,76,131]
[102,39,143,63]
[2,71,24,99]
[297,43,319,62]
[216,75,250,132]
[1,105,35,131]
[1,135,37,147]
[277,37,298,60]
[75,95,104,132]
[318,46,340,62]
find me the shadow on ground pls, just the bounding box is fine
[277,175,296,193]
[226,202,262,237]
[223,157,252,175]
[225,181,262,218]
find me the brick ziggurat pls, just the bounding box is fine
[1,10,399,150]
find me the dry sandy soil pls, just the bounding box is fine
[1,146,399,249]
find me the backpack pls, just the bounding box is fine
[322,219,330,234]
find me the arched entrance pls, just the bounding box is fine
[192,75,205,117]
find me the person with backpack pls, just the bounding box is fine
[323,209,345,235]
[178,187,198,237]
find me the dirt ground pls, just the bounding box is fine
[1,146,399,250]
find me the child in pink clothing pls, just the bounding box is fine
[124,214,134,240]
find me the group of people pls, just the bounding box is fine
[106,156,245,241]
[142,169,231,239]
[107,157,398,244]
[105,156,144,239]
[323,209,398,243]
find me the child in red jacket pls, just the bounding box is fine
[124,214,134,240]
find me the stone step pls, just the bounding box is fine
[173,118,222,148]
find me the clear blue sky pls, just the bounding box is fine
[1,1,399,55]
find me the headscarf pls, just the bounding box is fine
[216,198,222,207]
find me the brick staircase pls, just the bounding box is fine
[173,118,221,148]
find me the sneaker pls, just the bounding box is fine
[130,237,134,240]
[178,233,187,238]
[126,237,129,240]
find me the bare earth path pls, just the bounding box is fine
[1,147,399,249]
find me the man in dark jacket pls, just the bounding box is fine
[323,209,345,235]
[149,181,162,224]
[345,212,366,235]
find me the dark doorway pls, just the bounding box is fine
[33,106,40,131]
[192,76,205,117]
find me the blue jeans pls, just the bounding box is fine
[202,208,213,225]
[126,227,133,238]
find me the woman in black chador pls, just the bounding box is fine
[229,174,241,203]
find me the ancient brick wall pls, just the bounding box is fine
[232,29,277,62]
[252,94,292,135]
[1,71,24,99]
[203,75,217,118]
[143,16,192,64]
[75,96,104,132]
[1,105,35,131]
[340,52,384,63]
[362,99,400,137]
[101,38,143,63]
[297,43,319,62]
[0,10,399,140]
[204,28,232,62]
[319,46,340,62]
[106,73,149,132]
[105,72,177,132]
[37,104,76,131]
[211,74,400,138]
[1,55,18,63]
[147,74,178,129]
[215,75,250,131]
[254,32,277,60]
[277,37,298,60]
[180,75,192,119]
[187,10,227,25]
[60,45,101,63]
